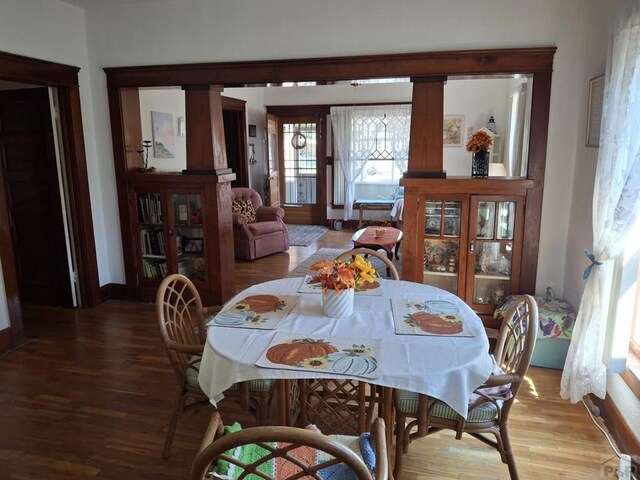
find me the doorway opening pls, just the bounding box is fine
[0,86,78,308]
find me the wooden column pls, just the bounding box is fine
[183,85,236,305]
[406,77,446,177]
[183,86,230,174]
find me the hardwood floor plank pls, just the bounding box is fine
[0,229,616,479]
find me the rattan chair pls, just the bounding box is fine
[192,411,390,480]
[335,248,399,280]
[156,274,274,458]
[393,294,538,479]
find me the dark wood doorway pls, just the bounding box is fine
[0,88,74,307]
[221,96,248,188]
[276,114,326,225]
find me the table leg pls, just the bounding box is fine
[382,387,394,447]
[277,379,288,426]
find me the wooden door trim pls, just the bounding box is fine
[104,47,555,88]
[276,114,326,224]
[0,51,99,350]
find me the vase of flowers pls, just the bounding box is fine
[466,129,493,178]
[309,255,377,318]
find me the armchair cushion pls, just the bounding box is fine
[232,199,256,223]
[394,390,499,423]
[248,221,287,236]
[257,206,285,222]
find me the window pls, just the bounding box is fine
[332,105,411,206]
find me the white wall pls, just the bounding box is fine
[0,0,106,284]
[0,0,620,296]
[79,0,601,291]
[443,78,512,176]
[139,88,187,172]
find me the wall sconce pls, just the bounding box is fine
[248,143,257,165]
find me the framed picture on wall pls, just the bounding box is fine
[151,110,176,158]
[586,74,605,148]
[443,115,464,147]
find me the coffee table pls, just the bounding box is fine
[351,226,403,275]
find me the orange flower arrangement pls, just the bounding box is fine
[466,130,493,153]
[309,256,377,296]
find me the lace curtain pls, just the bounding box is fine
[331,105,411,220]
[561,4,640,402]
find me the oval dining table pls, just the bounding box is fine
[198,276,493,443]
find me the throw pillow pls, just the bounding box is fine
[232,199,256,223]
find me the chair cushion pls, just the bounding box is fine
[186,357,201,388]
[216,423,373,480]
[394,390,499,423]
[232,199,257,223]
[247,220,285,236]
[229,379,276,392]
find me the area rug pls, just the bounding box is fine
[286,224,329,246]
[286,247,403,279]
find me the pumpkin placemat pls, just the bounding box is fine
[297,275,384,296]
[391,299,475,337]
[255,333,383,379]
[207,295,300,330]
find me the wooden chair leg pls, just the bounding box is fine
[162,387,187,458]
[500,427,519,480]
[393,412,406,479]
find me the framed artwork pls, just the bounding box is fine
[183,237,204,254]
[443,115,464,147]
[248,124,257,137]
[586,75,605,147]
[151,111,176,158]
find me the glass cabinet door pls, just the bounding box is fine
[423,200,462,295]
[470,199,520,312]
[172,193,207,283]
[136,192,167,280]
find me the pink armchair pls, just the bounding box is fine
[231,188,289,260]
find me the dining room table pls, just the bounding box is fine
[198,276,493,444]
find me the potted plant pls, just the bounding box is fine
[309,255,377,317]
[466,129,493,178]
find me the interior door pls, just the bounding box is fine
[278,115,326,225]
[265,113,280,207]
[222,96,248,188]
[0,88,73,307]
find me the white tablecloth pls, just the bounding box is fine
[199,277,492,417]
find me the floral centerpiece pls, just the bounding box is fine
[309,255,377,318]
[309,255,377,296]
[466,129,493,178]
[465,129,493,153]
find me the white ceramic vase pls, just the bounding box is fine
[323,288,354,318]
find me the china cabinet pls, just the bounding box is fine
[402,179,531,328]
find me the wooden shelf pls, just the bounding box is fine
[475,273,510,280]
[424,270,457,277]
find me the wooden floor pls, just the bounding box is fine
[0,230,617,479]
